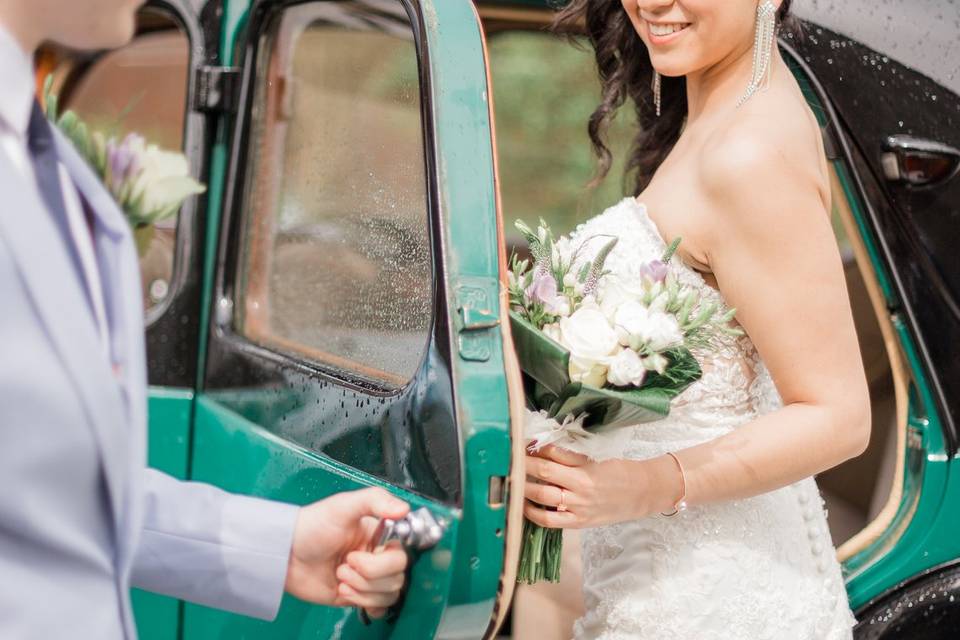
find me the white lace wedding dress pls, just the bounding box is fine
[565,197,857,640]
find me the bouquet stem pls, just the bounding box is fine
[517,519,563,584]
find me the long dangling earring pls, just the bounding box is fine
[652,70,662,117]
[737,0,777,107]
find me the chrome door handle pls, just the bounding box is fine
[370,506,446,552]
[881,135,960,188]
[357,507,446,626]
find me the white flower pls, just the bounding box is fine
[559,307,619,388]
[562,272,577,288]
[131,138,205,221]
[643,352,670,374]
[555,236,575,264]
[643,311,684,351]
[598,275,645,322]
[612,299,651,345]
[542,322,562,344]
[606,348,647,387]
[648,290,670,313]
[613,300,684,352]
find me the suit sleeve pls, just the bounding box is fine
[130,469,300,620]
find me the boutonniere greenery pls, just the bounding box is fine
[42,76,206,256]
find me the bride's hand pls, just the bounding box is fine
[523,445,683,529]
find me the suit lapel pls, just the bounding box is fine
[0,147,129,529]
[54,129,149,568]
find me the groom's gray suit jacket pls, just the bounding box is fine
[0,127,299,638]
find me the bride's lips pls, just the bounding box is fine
[645,21,691,45]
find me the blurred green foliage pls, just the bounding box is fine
[487,31,638,238]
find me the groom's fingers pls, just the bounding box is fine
[336,563,405,594]
[353,487,411,521]
[346,547,408,579]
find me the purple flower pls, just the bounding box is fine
[525,271,558,305]
[639,259,669,284]
[525,271,570,316]
[106,133,144,193]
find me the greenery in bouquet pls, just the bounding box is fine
[508,218,744,583]
[42,76,205,256]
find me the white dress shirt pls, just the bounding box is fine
[0,25,111,359]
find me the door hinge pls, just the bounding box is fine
[193,66,241,114]
[455,280,500,362]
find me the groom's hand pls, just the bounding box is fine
[284,487,410,619]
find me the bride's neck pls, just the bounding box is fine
[684,40,781,122]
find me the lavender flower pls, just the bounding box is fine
[525,271,570,316]
[106,133,144,194]
[639,259,669,284]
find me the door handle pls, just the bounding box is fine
[370,506,447,552]
[357,507,447,625]
[880,135,960,188]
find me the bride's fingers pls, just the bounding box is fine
[524,499,579,529]
[535,445,589,467]
[524,481,576,508]
[525,455,582,488]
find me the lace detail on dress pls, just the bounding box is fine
[565,198,855,640]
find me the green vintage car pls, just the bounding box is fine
[44,0,960,638]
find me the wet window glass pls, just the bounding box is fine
[235,2,432,387]
[46,9,189,313]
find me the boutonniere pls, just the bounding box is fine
[42,76,206,256]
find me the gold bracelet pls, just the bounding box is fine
[659,451,688,517]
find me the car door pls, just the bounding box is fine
[181,0,525,638]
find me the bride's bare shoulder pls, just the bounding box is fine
[696,94,829,230]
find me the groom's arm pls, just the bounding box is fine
[130,468,299,620]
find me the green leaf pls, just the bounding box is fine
[509,311,571,397]
[661,236,682,262]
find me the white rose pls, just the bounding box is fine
[559,307,619,388]
[132,140,205,220]
[612,299,651,341]
[606,348,647,387]
[598,275,645,321]
[643,311,684,351]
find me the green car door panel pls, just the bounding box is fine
[178,0,516,638]
[183,398,460,639]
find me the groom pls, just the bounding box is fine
[0,0,410,637]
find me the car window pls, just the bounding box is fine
[234,1,432,388]
[46,9,189,312]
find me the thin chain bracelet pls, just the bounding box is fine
[659,451,688,517]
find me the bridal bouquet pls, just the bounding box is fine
[43,76,206,256]
[509,218,743,584]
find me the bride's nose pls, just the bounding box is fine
[635,0,675,16]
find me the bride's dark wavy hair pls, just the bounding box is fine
[553,0,796,194]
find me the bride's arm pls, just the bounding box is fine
[524,128,871,529]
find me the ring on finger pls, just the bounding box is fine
[557,487,568,512]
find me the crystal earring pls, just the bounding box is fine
[652,70,662,117]
[737,0,777,107]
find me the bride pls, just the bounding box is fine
[521,1,870,638]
